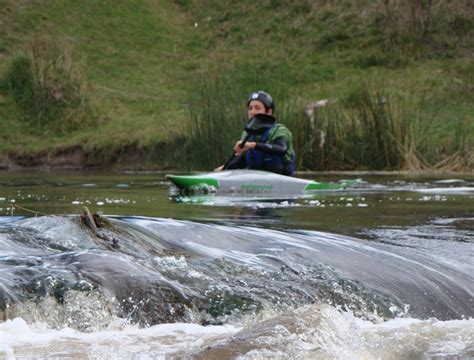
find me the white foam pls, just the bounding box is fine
[0,317,240,358]
[434,179,466,184]
[416,187,473,194]
[2,306,474,359]
[233,305,474,359]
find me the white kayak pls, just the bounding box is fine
[166,170,359,194]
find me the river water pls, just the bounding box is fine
[0,171,473,359]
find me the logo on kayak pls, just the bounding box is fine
[240,184,273,192]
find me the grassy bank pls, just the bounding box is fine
[0,0,472,171]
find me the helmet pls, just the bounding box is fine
[247,91,275,112]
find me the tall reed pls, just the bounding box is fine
[185,74,299,170]
[184,76,472,172]
[185,77,247,170]
[293,81,472,172]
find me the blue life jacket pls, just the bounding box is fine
[245,126,295,176]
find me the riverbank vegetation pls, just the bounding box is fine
[0,0,472,171]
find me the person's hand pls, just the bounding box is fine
[233,141,256,156]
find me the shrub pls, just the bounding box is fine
[3,35,97,133]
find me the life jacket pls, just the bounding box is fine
[245,125,295,176]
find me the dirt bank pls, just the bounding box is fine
[0,143,175,171]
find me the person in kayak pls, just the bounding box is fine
[217,90,295,176]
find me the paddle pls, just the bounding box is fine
[222,113,276,170]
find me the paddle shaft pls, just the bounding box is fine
[222,134,250,170]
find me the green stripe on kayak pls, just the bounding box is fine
[166,175,219,189]
[304,179,359,191]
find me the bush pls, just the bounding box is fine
[3,35,97,133]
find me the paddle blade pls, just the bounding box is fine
[245,113,276,135]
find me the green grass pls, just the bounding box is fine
[0,0,472,171]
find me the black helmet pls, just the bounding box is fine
[247,91,275,112]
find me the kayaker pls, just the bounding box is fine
[216,90,295,176]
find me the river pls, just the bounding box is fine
[0,171,473,359]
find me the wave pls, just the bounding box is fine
[1,304,473,359]
[0,215,472,332]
